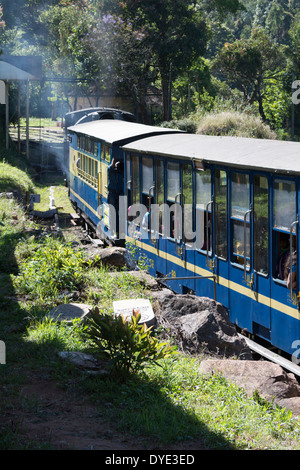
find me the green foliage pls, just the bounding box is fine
[85,307,177,376]
[263,75,291,129]
[0,162,34,194]
[213,28,287,121]
[26,317,88,355]
[13,236,86,300]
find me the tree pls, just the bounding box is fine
[119,0,209,121]
[82,13,157,122]
[213,29,287,121]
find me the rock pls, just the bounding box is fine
[46,303,93,323]
[199,359,300,415]
[58,351,108,375]
[154,293,251,358]
[85,246,136,270]
[108,270,159,291]
[31,208,57,218]
[0,192,13,199]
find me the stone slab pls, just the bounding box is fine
[46,303,92,323]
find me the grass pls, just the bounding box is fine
[1,155,300,450]
[0,161,34,195]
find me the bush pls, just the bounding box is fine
[160,119,198,133]
[0,162,34,194]
[85,307,177,376]
[196,111,278,139]
[14,235,86,300]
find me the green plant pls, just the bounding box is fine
[13,235,86,300]
[85,307,177,376]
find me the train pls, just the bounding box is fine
[64,107,137,133]
[67,117,300,364]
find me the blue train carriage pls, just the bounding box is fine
[122,133,300,359]
[67,120,182,242]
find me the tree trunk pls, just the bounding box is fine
[161,75,170,122]
[257,90,266,122]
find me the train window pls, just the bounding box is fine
[215,170,227,260]
[155,160,164,235]
[231,172,250,266]
[77,152,97,188]
[142,157,153,194]
[94,140,99,157]
[105,147,111,162]
[126,158,131,190]
[273,179,296,231]
[196,169,211,251]
[132,155,140,205]
[273,179,296,282]
[87,138,92,153]
[167,162,180,201]
[155,160,164,206]
[182,163,194,243]
[167,162,180,238]
[253,175,269,275]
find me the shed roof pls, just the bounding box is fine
[122,133,300,175]
[0,61,36,81]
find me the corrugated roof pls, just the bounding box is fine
[122,133,300,174]
[68,120,182,145]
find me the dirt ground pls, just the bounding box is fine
[2,371,207,451]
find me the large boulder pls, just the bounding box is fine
[153,292,251,359]
[85,246,136,270]
[199,359,300,415]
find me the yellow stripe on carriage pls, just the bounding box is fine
[126,236,300,321]
[67,190,300,321]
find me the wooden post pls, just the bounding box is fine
[26,80,30,159]
[5,80,9,150]
[17,82,21,153]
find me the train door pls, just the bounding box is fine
[98,143,111,234]
[194,167,216,300]
[162,160,195,293]
[181,162,196,294]
[270,177,299,355]
[140,156,157,274]
[163,160,182,292]
[153,158,167,279]
[126,153,140,240]
[227,172,271,335]
[213,169,229,307]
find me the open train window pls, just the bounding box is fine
[167,161,181,239]
[155,159,165,235]
[132,155,140,205]
[195,169,211,252]
[273,179,296,283]
[215,170,227,260]
[100,143,111,162]
[141,157,153,238]
[182,163,194,245]
[230,172,250,267]
[253,175,269,275]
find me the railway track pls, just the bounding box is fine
[9,125,65,144]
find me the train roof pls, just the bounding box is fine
[122,133,300,175]
[67,120,182,146]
